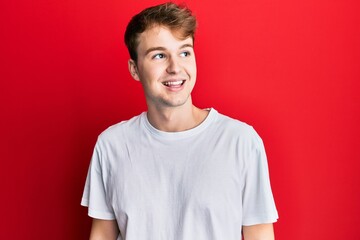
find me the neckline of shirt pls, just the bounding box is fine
[142,108,217,140]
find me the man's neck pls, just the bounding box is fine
[146,102,209,132]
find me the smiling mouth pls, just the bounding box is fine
[162,80,185,87]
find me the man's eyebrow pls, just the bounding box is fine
[180,43,194,49]
[145,47,166,56]
[145,44,194,56]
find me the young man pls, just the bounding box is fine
[81,2,278,240]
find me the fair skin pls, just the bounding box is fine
[89,25,275,240]
[89,219,118,240]
[129,25,208,132]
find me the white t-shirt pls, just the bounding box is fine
[81,108,278,239]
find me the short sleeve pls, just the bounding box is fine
[242,128,278,226]
[81,141,116,220]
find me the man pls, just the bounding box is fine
[81,2,278,240]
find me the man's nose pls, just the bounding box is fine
[166,56,181,74]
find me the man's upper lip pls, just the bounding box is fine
[161,79,186,83]
[162,79,185,86]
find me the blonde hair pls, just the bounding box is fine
[124,2,197,61]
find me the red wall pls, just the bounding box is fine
[1,0,359,239]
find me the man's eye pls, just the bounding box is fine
[180,51,190,57]
[153,53,165,59]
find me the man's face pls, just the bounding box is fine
[129,25,197,110]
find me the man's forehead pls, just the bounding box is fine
[146,25,187,36]
[137,25,193,48]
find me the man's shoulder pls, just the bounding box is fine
[216,111,255,133]
[97,112,145,142]
[213,110,262,145]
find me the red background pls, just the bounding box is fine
[1,0,359,239]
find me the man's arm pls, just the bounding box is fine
[242,223,274,240]
[89,218,119,240]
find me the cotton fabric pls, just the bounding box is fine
[81,108,278,239]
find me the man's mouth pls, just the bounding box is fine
[162,80,185,87]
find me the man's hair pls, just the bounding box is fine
[124,2,197,62]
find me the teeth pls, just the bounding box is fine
[163,80,183,86]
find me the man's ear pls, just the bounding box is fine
[128,59,140,81]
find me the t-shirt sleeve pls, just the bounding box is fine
[241,128,278,226]
[81,141,116,220]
